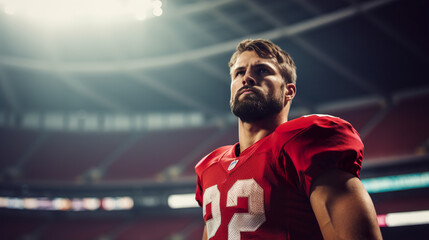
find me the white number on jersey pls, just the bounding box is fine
[203,185,221,239]
[202,179,266,239]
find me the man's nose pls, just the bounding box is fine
[242,72,257,86]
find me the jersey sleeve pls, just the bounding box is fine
[284,116,364,196]
[195,154,207,207]
[195,174,203,207]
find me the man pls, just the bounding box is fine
[195,39,382,240]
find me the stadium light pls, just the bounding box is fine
[168,193,199,209]
[362,172,429,194]
[2,111,206,132]
[0,196,132,211]
[378,210,429,227]
[153,7,163,17]
[0,0,163,24]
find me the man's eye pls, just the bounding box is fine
[236,71,245,77]
[257,68,269,74]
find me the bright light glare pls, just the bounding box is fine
[385,210,429,227]
[362,172,429,193]
[0,195,133,211]
[152,0,162,8]
[83,198,100,211]
[0,0,163,24]
[168,193,199,209]
[101,197,134,211]
[153,7,163,17]
[135,13,147,21]
[3,5,14,15]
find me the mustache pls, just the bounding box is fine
[237,86,260,96]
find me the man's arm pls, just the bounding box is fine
[202,225,207,240]
[310,168,383,240]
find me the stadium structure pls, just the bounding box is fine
[0,0,428,239]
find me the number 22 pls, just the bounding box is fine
[203,179,266,239]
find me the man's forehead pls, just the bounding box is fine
[232,51,277,69]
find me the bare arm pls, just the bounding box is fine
[202,225,207,240]
[310,169,383,240]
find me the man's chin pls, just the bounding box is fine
[231,105,266,122]
[231,101,284,123]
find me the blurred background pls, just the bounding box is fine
[0,0,428,239]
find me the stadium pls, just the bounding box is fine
[0,0,428,239]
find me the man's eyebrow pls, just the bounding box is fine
[233,66,245,72]
[231,66,245,75]
[233,62,274,71]
[254,63,275,69]
[231,61,277,76]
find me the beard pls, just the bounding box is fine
[230,86,284,123]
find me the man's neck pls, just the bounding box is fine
[237,110,288,154]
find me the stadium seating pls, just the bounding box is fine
[0,215,203,240]
[115,215,196,240]
[182,124,238,177]
[364,94,429,160]
[103,127,218,182]
[0,216,42,240]
[2,93,427,183]
[322,99,383,133]
[38,218,122,240]
[0,93,427,240]
[0,128,40,170]
[21,132,130,182]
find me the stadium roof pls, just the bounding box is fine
[0,0,427,119]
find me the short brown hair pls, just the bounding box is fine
[229,39,297,84]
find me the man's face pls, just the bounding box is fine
[230,50,286,122]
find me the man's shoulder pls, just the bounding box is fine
[273,114,355,145]
[195,145,233,176]
[276,114,351,134]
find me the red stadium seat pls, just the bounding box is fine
[21,132,130,182]
[364,94,429,160]
[115,216,195,240]
[103,127,217,182]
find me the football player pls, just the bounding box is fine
[195,39,382,240]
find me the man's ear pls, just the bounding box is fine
[284,83,296,102]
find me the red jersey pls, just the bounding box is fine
[195,115,363,240]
